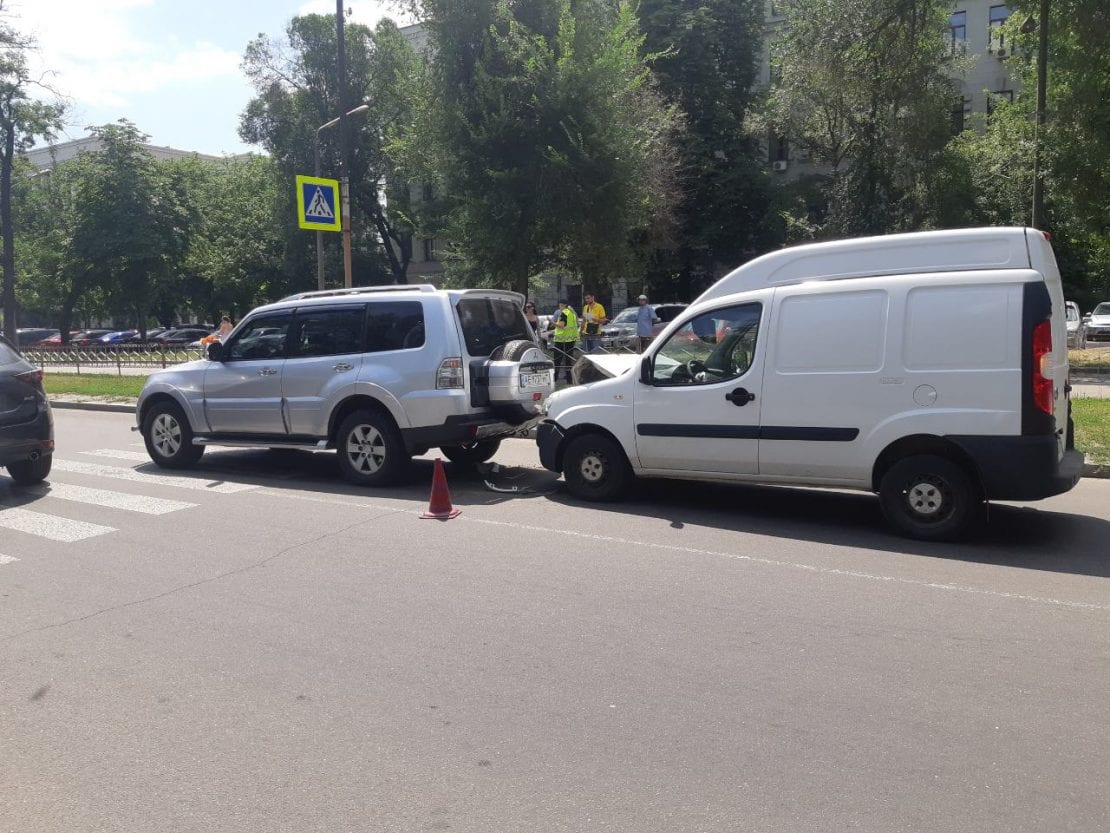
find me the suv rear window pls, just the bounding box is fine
[456,297,530,357]
[0,337,21,364]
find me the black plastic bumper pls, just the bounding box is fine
[403,413,539,453]
[0,407,54,467]
[950,435,1084,501]
[536,420,564,473]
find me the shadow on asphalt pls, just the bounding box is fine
[9,446,1108,579]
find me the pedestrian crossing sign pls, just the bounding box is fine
[295,174,341,232]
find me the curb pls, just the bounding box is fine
[45,398,1110,479]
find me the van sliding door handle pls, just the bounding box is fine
[725,387,755,406]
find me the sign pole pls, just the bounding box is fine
[314,140,325,291]
[341,177,353,288]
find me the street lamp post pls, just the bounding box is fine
[1028,0,1049,230]
[313,103,369,291]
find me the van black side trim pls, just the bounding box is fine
[636,424,858,442]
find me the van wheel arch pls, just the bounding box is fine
[871,435,983,498]
[328,395,400,448]
[555,424,630,474]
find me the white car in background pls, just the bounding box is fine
[1085,301,1110,343]
[1066,301,1087,349]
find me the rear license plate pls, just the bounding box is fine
[520,372,548,388]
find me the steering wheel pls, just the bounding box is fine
[671,359,706,382]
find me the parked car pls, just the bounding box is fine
[596,303,688,351]
[1085,301,1110,342]
[70,329,113,346]
[539,227,1081,541]
[1065,301,1087,349]
[15,328,59,347]
[0,335,53,484]
[136,286,555,485]
[151,328,211,345]
[98,329,140,344]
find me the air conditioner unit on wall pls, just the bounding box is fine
[996,47,1008,58]
[772,160,789,172]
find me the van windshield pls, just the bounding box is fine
[456,297,531,357]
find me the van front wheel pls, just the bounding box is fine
[879,455,978,541]
[563,434,632,502]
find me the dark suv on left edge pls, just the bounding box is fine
[0,335,53,484]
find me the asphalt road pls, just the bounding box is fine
[2,410,1108,833]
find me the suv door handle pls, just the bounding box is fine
[333,362,353,372]
[256,368,278,376]
[725,387,755,406]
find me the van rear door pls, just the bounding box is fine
[1024,230,1069,459]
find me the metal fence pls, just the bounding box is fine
[24,345,205,374]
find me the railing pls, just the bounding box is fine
[24,344,205,373]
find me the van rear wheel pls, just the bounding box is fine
[879,454,978,541]
[563,434,632,502]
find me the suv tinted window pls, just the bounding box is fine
[0,336,21,364]
[365,301,425,352]
[225,313,292,360]
[456,298,530,356]
[291,307,364,357]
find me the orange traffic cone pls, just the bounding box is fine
[421,457,461,520]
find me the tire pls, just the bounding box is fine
[142,400,204,469]
[441,439,501,466]
[6,454,52,485]
[879,454,979,541]
[562,433,633,502]
[492,339,538,362]
[335,408,408,486]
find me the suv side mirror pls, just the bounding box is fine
[206,341,223,361]
[639,354,653,385]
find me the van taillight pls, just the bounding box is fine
[436,357,464,389]
[1031,319,1053,415]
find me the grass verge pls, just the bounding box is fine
[44,372,147,399]
[1073,398,1110,465]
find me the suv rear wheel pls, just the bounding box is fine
[336,409,408,486]
[441,439,500,466]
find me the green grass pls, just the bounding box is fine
[44,372,147,399]
[1074,398,1110,465]
[1068,346,1110,368]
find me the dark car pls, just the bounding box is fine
[16,328,59,347]
[152,328,211,345]
[71,329,113,346]
[0,336,53,484]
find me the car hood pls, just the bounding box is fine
[1089,314,1110,326]
[581,353,641,379]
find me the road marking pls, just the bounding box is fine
[51,459,257,494]
[81,449,150,462]
[30,483,196,515]
[0,507,114,542]
[461,517,1110,614]
[0,554,18,565]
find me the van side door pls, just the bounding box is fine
[633,299,767,475]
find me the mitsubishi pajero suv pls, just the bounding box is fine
[135,286,554,485]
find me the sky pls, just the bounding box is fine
[11,0,417,157]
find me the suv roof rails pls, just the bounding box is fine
[281,284,439,302]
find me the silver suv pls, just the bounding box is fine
[136,286,554,485]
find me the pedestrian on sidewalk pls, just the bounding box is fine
[636,294,658,353]
[552,300,578,384]
[580,293,607,353]
[217,315,234,342]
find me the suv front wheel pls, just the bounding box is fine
[143,400,205,468]
[336,409,408,486]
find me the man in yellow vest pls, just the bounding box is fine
[551,300,578,384]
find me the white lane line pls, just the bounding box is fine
[461,517,1110,614]
[0,508,114,542]
[80,449,150,462]
[51,459,257,494]
[0,554,18,565]
[31,483,196,515]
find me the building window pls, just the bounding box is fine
[951,96,972,134]
[987,89,1014,118]
[421,182,434,202]
[768,135,789,164]
[948,11,967,52]
[422,237,438,262]
[989,5,1011,53]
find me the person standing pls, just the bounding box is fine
[217,315,234,342]
[635,294,658,352]
[580,293,607,353]
[551,300,578,384]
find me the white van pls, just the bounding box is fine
[537,228,1083,540]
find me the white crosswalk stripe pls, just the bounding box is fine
[0,507,115,542]
[80,449,151,463]
[51,459,257,494]
[29,483,196,515]
[0,554,18,565]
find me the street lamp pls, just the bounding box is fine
[1024,2,1049,229]
[314,103,370,290]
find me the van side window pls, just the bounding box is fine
[290,307,364,358]
[224,313,292,361]
[652,303,761,386]
[365,301,425,352]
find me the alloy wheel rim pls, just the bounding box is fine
[347,424,386,474]
[152,413,182,457]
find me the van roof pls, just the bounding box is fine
[696,227,1047,305]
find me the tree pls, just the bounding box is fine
[0,2,63,340]
[762,0,957,236]
[637,0,773,297]
[409,0,680,296]
[240,14,420,286]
